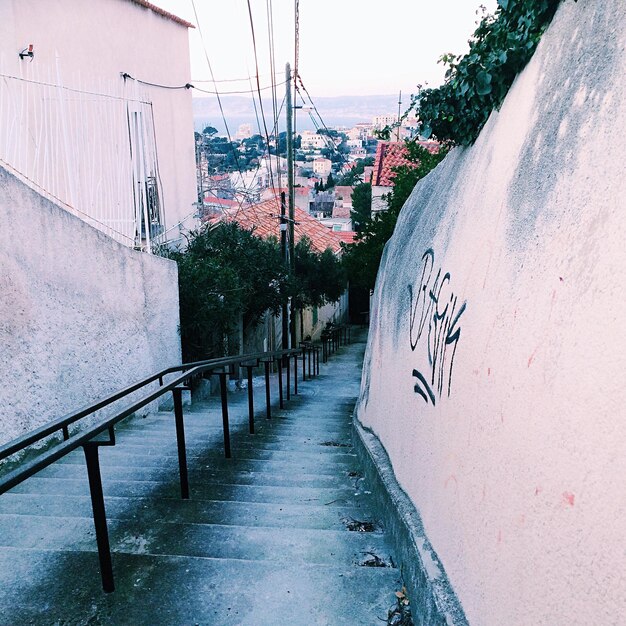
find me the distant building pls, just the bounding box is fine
[313,158,332,177]
[332,186,354,220]
[236,123,253,140]
[372,114,398,130]
[309,190,335,218]
[347,124,373,141]
[301,131,330,151]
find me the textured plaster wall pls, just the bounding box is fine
[0,165,181,444]
[357,1,626,624]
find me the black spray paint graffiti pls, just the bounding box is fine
[408,249,466,405]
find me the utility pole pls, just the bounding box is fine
[280,191,289,351]
[286,63,296,349]
[396,90,402,142]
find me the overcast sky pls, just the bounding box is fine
[154,0,498,98]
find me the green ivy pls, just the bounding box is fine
[415,0,564,145]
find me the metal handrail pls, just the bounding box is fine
[0,330,351,594]
[0,348,296,468]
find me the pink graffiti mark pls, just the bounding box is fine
[527,347,539,368]
[444,474,457,488]
[488,367,491,376]
[559,276,564,282]
[534,486,542,496]
[562,491,575,506]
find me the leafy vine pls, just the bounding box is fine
[413,0,567,145]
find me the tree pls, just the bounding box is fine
[350,183,371,232]
[203,125,218,137]
[166,222,288,361]
[290,237,347,336]
[326,173,335,189]
[342,144,448,291]
[337,157,374,186]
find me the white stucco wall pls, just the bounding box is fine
[0,0,197,245]
[357,1,626,624]
[0,164,181,444]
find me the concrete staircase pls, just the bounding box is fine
[0,333,402,625]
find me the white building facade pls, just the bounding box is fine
[0,0,197,250]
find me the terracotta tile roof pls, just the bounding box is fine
[208,198,345,254]
[336,231,357,245]
[203,197,238,208]
[372,141,441,186]
[127,1,194,28]
[371,142,411,186]
[333,186,354,201]
[332,205,351,219]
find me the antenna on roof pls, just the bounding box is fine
[396,90,402,142]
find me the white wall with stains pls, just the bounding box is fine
[357,1,626,623]
[0,164,181,445]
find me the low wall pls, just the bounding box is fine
[0,164,181,445]
[357,1,625,624]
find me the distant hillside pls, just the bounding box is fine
[193,94,403,134]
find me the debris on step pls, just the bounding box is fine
[320,441,352,447]
[387,587,413,625]
[359,551,391,567]
[343,517,377,532]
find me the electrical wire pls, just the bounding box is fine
[190,0,253,214]
[246,0,277,197]
[0,72,150,104]
[120,71,286,96]
[266,0,282,191]
[296,74,347,168]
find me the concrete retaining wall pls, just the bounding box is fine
[356,1,626,624]
[0,164,181,445]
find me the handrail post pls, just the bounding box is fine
[172,387,189,499]
[264,360,271,419]
[308,346,312,377]
[218,372,231,458]
[83,443,114,593]
[285,355,290,401]
[277,356,284,409]
[315,347,320,376]
[246,365,255,434]
[302,346,307,381]
[293,353,298,395]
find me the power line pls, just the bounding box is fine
[266,0,282,190]
[246,0,277,196]
[190,0,253,214]
[0,72,150,104]
[296,74,347,168]
[194,80,287,96]
[120,71,286,96]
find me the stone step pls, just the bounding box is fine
[0,548,400,626]
[0,493,380,532]
[8,476,369,507]
[55,452,359,476]
[0,514,393,567]
[36,461,357,489]
[105,431,354,453]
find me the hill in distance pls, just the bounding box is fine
[193,94,406,134]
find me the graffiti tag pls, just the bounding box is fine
[409,249,466,405]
